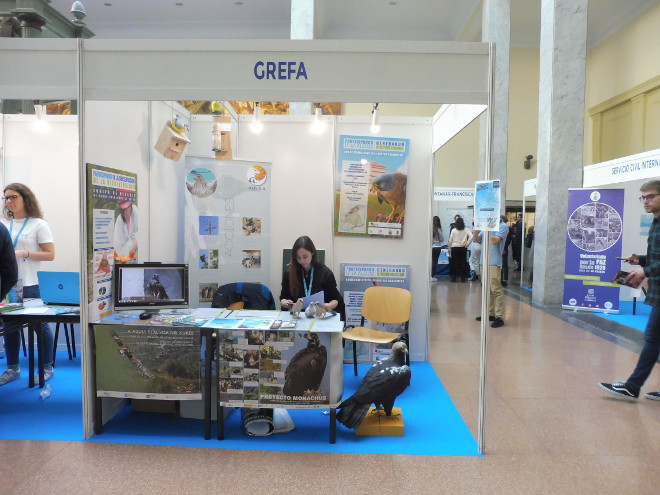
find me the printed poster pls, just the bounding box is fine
[184,157,271,307]
[339,263,410,363]
[94,324,202,400]
[563,188,624,312]
[86,163,138,320]
[335,135,410,238]
[217,329,335,408]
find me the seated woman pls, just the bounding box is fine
[280,236,345,320]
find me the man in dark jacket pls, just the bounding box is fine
[0,222,18,300]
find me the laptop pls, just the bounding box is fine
[37,271,81,305]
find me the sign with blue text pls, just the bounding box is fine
[473,180,501,231]
[562,188,624,313]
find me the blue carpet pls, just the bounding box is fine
[1,354,479,456]
[0,352,84,441]
[596,301,649,332]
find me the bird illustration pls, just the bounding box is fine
[289,298,304,318]
[336,341,411,430]
[283,333,327,397]
[305,301,318,318]
[186,170,217,198]
[370,172,407,223]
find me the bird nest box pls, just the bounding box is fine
[154,121,191,161]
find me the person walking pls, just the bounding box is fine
[599,180,660,400]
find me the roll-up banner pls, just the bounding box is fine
[563,188,624,312]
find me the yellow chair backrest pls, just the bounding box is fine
[361,286,412,324]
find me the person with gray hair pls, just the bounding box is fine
[600,179,660,400]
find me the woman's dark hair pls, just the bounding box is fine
[3,183,44,219]
[454,217,465,230]
[289,236,318,298]
[433,216,441,236]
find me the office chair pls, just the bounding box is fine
[341,285,412,376]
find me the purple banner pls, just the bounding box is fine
[563,188,624,312]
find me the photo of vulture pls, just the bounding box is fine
[370,172,407,223]
[283,333,327,397]
[336,341,411,430]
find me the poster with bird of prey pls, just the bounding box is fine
[335,135,410,238]
[217,329,337,408]
[184,157,271,307]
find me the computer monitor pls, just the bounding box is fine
[112,263,189,312]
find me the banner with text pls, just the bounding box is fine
[335,135,410,238]
[562,188,624,312]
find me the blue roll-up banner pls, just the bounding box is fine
[562,188,625,312]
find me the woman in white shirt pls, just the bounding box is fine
[447,216,472,283]
[0,183,55,386]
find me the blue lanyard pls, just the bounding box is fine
[9,217,29,249]
[302,267,314,297]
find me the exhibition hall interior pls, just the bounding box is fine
[2,0,660,493]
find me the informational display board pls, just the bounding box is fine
[184,157,271,307]
[86,163,138,320]
[562,188,624,312]
[334,135,410,238]
[473,180,501,231]
[216,326,342,408]
[339,262,410,362]
[94,323,202,400]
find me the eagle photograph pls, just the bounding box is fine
[282,332,328,400]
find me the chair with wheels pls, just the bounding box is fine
[341,285,412,376]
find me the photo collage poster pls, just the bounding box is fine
[184,157,271,307]
[216,329,332,408]
[563,188,624,312]
[334,135,410,238]
[339,263,411,362]
[86,163,138,320]
[94,323,202,400]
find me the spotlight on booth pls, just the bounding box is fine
[33,104,49,132]
[370,103,380,134]
[250,102,264,134]
[311,104,325,134]
[524,154,534,170]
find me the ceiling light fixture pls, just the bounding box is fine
[311,104,325,134]
[33,103,48,132]
[250,102,263,134]
[370,103,380,134]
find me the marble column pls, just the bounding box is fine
[289,0,314,115]
[479,0,510,202]
[532,0,588,306]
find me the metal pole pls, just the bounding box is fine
[477,41,496,455]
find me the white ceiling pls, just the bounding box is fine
[45,0,659,48]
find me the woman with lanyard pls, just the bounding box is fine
[0,183,55,386]
[280,236,345,320]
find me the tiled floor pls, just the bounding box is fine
[2,276,660,494]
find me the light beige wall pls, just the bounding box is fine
[433,116,479,188]
[585,2,660,165]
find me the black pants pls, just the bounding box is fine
[432,246,441,277]
[449,246,470,280]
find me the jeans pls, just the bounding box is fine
[3,285,54,368]
[627,305,660,393]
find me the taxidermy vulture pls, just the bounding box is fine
[370,172,407,223]
[336,341,411,429]
[283,333,327,397]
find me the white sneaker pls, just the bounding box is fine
[0,368,21,386]
[34,367,54,383]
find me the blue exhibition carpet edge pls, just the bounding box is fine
[1,355,479,456]
[596,300,649,332]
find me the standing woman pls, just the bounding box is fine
[447,216,472,283]
[280,236,345,320]
[0,183,56,385]
[431,216,444,280]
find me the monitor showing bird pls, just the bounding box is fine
[370,172,407,224]
[283,332,327,398]
[336,341,411,430]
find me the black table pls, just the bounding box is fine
[0,299,80,388]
